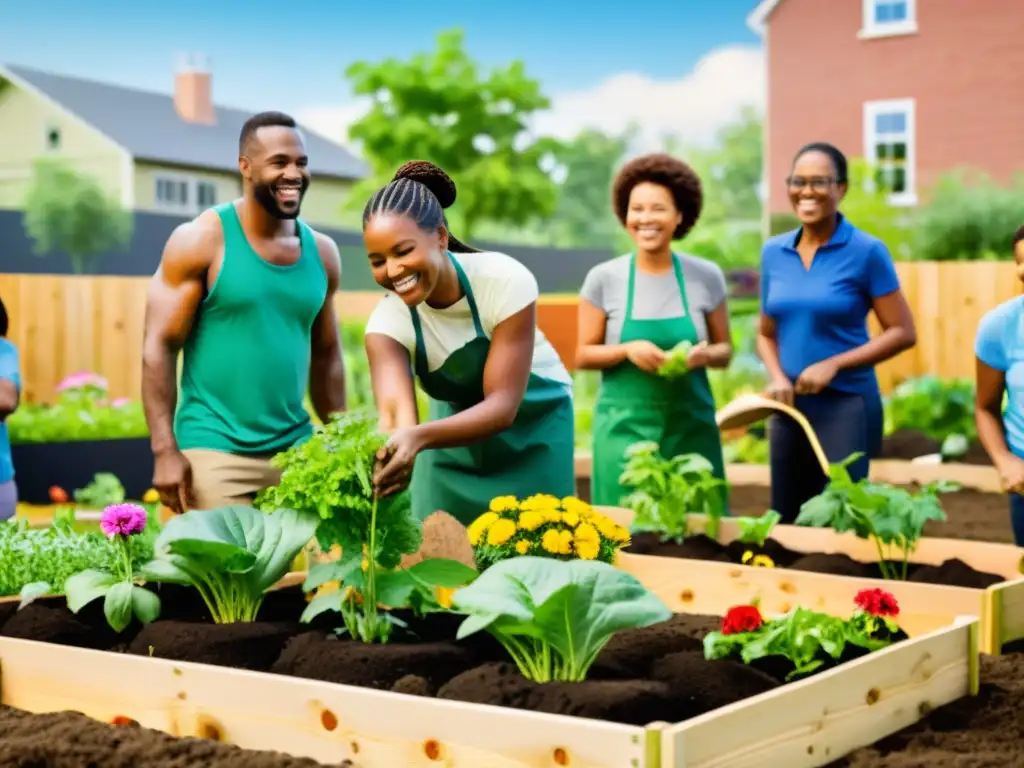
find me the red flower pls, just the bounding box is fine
[49,486,68,504]
[721,605,763,635]
[855,588,900,617]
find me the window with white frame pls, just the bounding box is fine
[863,99,916,205]
[154,174,218,214]
[860,0,917,38]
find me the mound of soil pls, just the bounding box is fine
[0,706,330,767]
[129,620,299,671]
[880,430,942,460]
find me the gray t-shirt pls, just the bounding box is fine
[580,253,728,344]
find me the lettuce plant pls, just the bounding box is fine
[735,510,781,548]
[452,556,672,682]
[140,505,318,623]
[656,340,693,378]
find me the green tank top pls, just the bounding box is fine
[174,202,328,456]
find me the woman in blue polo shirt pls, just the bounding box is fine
[974,225,1024,544]
[758,142,917,521]
[0,296,21,522]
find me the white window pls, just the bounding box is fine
[860,0,917,39]
[863,98,916,206]
[154,174,218,214]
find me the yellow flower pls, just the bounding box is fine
[489,496,520,513]
[435,587,454,608]
[361,557,369,572]
[751,555,775,568]
[517,510,545,532]
[594,516,630,543]
[487,518,517,547]
[741,550,753,564]
[561,496,592,515]
[514,540,532,555]
[142,488,160,504]
[573,523,600,560]
[468,512,499,546]
[520,494,560,512]
[562,510,581,528]
[541,529,574,555]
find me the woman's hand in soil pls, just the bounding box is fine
[374,427,424,497]
[152,449,194,514]
[996,455,1024,495]
[795,359,839,395]
[764,375,794,406]
[625,340,667,373]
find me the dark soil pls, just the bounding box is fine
[0,706,330,767]
[880,428,991,465]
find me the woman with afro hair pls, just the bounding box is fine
[577,153,733,508]
[0,295,20,522]
[363,161,575,523]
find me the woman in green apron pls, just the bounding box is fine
[576,153,734,507]
[361,161,575,524]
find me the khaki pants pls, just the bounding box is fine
[182,449,281,511]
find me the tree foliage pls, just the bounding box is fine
[344,28,562,240]
[22,159,132,274]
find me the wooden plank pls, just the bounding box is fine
[662,616,977,768]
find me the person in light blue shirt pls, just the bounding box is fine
[974,225,1024,544]
[757,143,917,521]
[0,295,21,522]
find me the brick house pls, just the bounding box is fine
[748,0,1024,222]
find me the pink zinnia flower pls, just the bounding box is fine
[56,372,109,393]
[110,397,130,408]
[100,504,148,538]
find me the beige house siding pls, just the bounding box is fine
[297,178,356,228]
[0,77,126,210]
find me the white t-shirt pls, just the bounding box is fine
[365,251,572,389]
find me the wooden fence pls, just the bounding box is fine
[0,261,1019,403]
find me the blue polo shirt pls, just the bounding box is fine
[975,297,1024,459]
[760,213,901,395]
[0,339,20,484]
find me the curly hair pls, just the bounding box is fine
[362,160,479,253]
[611,153,703,241]
[1014,224,1024,247]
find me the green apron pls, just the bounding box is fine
[408,253,576,525]
[590,254,726,508]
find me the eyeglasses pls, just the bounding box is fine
[786,176,836,192]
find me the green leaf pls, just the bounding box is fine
[17,581,51,609]
[104,581,134,633]
[137,558,192,584]
[405,558,477,588]
[300,590,347,624]
[65,569,118,613]
[130,586,161,625]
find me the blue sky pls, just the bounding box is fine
[1,1,764,147]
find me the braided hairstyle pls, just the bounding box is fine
[362,161,479,253]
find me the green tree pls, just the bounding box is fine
[22,159,132,274]
[344,28,562,240]
[841,157,913,258]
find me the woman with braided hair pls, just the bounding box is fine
[364,161,575,524]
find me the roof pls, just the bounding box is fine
[747,0,778,35]
[2,63,368,181]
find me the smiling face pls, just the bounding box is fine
[364,213,449,307]
[787,150,846,226]
[625,181,681,253]
[240,126,310,220]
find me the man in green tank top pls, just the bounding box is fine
[142,111,346,514]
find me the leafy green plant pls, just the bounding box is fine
[795,453,953,579]
[73,472,126,509]
[452,556,672,682]
[656,341,692,378]
[735,511,781,548]
[65,504,159,632]
[723,433,769,465]
[619,441,728,541]
[883,375,977,445]
[139,505,318,623]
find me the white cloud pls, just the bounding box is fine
[296,44,764,156]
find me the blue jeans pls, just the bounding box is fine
[0,479,16,522]
[768,389,884,523]
[1010,494,1024,546]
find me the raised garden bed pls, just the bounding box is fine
[597,505,1022,656]
[12,437,154,505]
[0,576,977,768]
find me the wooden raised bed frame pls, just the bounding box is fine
[0,605,977,767]
[599,505,1023,656]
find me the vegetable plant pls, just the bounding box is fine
[257,408,471,642]
[73,472,126,510]
[619,440,728,541]
[656,340,693,378]
[452,556,672,682]
[883,375,977,446]
[65,504,160,632]
[704,589,903,681]
[795,453,952,580]
[735,510,781,548]
[139,505,318,623]
[467,494,630,570]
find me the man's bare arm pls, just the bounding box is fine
[309,231,346,422]
[141,216,217,456]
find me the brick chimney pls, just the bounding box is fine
[174,53,215,125]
